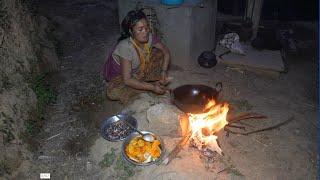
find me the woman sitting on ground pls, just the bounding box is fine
[104,9,171,104]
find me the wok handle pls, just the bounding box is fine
[215,82,223,92]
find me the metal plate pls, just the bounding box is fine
[121,131,165,166]
[100,114,138,142]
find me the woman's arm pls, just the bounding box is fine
[153,42,170,85]
[153,42,170,72]
[121,57,153,90]
[121,57,165,94]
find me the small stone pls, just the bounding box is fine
[72,105,81,111]
[86,161,92,171]
[38,155,51,160]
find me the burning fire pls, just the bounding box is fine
[186,99,229,155]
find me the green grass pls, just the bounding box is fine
[100,148,137,180]
[24,73,56,137]
[31,73,56,113]
[114,155,136,180]
[224,166,244,176]
[0,112,15,144]
[24,117,41,137]
[0,160,11,175]
[99,148,117,168]
[0,73,11,93]
[0,2,10,30]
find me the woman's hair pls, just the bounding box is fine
[118,9,147,42]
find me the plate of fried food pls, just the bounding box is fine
[122,131,165,165]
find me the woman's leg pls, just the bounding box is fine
[106,76,142,104]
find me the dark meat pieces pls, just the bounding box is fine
[105,121,133,140]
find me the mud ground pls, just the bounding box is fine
[13,1,317,179]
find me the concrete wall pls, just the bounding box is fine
[190,0,216,63]
[118,0,217,68]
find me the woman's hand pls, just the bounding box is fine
[152,83,166,94]
[159,70,169,86]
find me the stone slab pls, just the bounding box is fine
[216,44,285,72]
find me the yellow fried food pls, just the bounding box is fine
[125,136,161,163]
[151,140,160,149]
[138,139,145,147]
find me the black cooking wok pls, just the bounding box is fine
[171,82,222,114]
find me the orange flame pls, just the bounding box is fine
[187,99,229,155]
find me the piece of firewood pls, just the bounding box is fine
[225,124,246,130]
[227,112,267,123]
[224,116,294,136]
[161,131,192,165]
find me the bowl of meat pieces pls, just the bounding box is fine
[100,114,137,142]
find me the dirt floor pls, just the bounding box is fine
[13,1,317,179]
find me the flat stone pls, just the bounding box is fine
[216,44,284,72]
[147,103,182,124]
[122,93,154,114]
[146,103,183,136]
